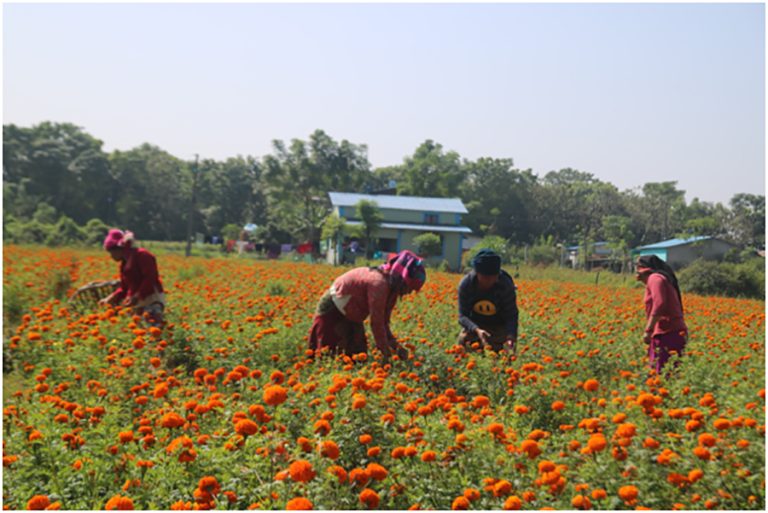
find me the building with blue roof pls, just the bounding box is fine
[326,192,472,271]
[632,236,735,269]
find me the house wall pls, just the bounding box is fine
[666,240,734,268]
[337,206,460,226]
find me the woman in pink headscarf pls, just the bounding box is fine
[99,229,166,325]
[308,250,426,362]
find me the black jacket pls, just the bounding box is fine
[458,270,518,337]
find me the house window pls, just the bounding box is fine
[424,213,439,225]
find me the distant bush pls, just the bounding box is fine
[45,216,86,247]
[412,233,442,258]
[678,258,764,299]
[84,218,110,246]
[464,236,512,268]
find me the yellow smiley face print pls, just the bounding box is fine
[473,300,497,316]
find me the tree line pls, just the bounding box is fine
[3,122,765,252]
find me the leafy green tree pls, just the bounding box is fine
[637,181,686,243]
[263,130,371,244]
[321,213,348,265]
[461,158,538,242]
[398,140,465,197]
[355,200,382,258]
[728,193,765,247]
[602,215,635,272]
[109,144,187,240]
[3,122,115,224]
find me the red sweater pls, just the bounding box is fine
[644,273,686,336]
[332,267,398,353]
[113,248,164,303]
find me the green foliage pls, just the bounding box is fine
[678,258,765,299]
[44,216,86,247]
[465,236,512,266]
[412,232,442,258]
[355,200,382,257]
[83,218,110,246]
[221,223,242,241]
[4,121,765,257]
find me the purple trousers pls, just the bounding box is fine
[649,332,687,374]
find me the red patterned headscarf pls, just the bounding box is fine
[380,250,426,294]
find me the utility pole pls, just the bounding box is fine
[185,154,199,257]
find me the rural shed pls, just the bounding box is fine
[327,192,472,271]
[632,236,735,269]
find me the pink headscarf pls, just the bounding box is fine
[379,250,426,293]
[103,229,134,250]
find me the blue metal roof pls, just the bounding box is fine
[328,192,468,214]
[346,221,472,234]
[635,236,712,250]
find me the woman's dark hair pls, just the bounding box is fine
[637,255,683,309]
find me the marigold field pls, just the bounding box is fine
[2,246,765,510]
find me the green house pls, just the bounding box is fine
[326,192,472,271]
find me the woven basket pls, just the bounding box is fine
[67,280,120,313]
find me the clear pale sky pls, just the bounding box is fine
[3,2,765,204]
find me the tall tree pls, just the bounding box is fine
[461,157,537,242]
[398,140,465,197]
[263,130,372,244]
[355,200,382,258]
[728,193,765,247]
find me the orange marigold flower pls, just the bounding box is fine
[263,385,288,406]
[349,468,370,486]
[313,419,331,435]
[285,497,313,510]
[359,434,373,445]
[615,423,636,438]
[493,479,513,497]
[359,489,380,509]
[693,446,712,460]
[421,450,437,462]
[289,460,316,483]
[327,465,347,484]
[160,412,185,429]
[551,401,565,411]
[583,379,599,392]
[471,395,490,408]
[587,434,607,452]
[118,431,134,444]
[487,422,505,436]
[235,419,258,437]
[618,485,638,503]
[463,488,481,502]
[320,440,340,460]
[105,495,134,510]
[713,418,731,431]
[538,460,556,473]
[591,489,607,500]
[503,496,523,510]
[366,462,388,481]
[519,439,541,459]
[27,495,51,510]
[572,494,592,510]
[451,497,470,510]
[198,476,221,495]
[698,433,717,447]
